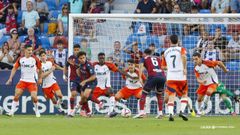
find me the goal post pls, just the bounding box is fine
[68,14,240,115]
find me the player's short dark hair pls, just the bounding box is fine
[192,52,201,58]
[127,59,134,64]
[144,48,152,55]
[77,51,86,58]
[160,51,165,56]
[74,44,81,48]
[56,39,64,45]
[170,35,178,44]
[98,52,105,57]
[39,50,46,56]
[24,44,32,49]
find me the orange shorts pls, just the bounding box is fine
[92,87,109,98]
[118,87,142,99]
[196,83,218,96]
[165,80,188,97]
[16,81,38,92]
[42,83,60,99]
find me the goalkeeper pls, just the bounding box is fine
[214,82,239,115]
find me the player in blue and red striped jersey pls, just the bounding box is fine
[63,44,90,117]
[133,48,166,119]
[72,51,97,117]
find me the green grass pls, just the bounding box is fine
[0,115,239,135]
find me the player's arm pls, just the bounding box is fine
[181,48,187,75]
[42,66,56,79]
[6,66,17,85]
[118,69,137,80]
[194,69,206,85]
[139,62,144,85]
[161,55,167,70]
[217,61,228,73]
[80,64,96,86]
[35,57,43,85]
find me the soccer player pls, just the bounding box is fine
[39,51,66,114]
[192,52,228,116]
[133,48,166,119]
[114,59,146,111]
[91,53,135,117]
[215,82,239,116]
[6,44,42,117]
[73,51,96,116]
[161,34,189,121]
[63,44,89,117]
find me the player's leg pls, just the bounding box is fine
[75,88,92,116]
[178,81,189,121]
[155,77,166,119]
[200,84,217,112]
[105,88,116,116]
[187,97,196,117]
[196,94,205,116]
[165,81,178,121]
[217,83,240,102]
[30,90,40,118]
[7,88,24,116]
[68,82,78,116]
[221,94,236,116]
[87,87,103,108]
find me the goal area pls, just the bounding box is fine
[68,14,240,115]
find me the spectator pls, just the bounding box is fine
[149,43,160,57]
[226,31,240,60]
[35,0,49,33]
[135,0,157,13]
[7,28,20,60]
[70,0,83,13]
[88,2,101,13]
[0,42,14,70]
[108,41,124,67]
[202,41,223,61]
[80,38,92,60]
[0,4,18,38]
[156,0,173,13]
[21,0,35,11]
[57,4,69,35]
[23,27,42,54]
[211,0,230,13]
[184,6,205,36]
[19,1,40,35]
[195,31,209,53]
[178,0,193,13]
[104,0,113,13]
[0,1,10,23]
[52,40,68,67]
[123,41,143,65]
[231,0,240,13]
[213,27,228,51]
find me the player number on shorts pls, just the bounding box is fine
[170,55,176,68]
[151,57,158,66]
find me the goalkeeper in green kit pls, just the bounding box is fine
[214,82,239,116]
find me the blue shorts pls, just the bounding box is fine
[79,81,96,92]
[70,81,81,93]
[143,76,166,92]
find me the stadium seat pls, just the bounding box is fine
[39,36,51,49]
[17,10,23,24]
[208,24,227,35]
[19,35,28,43]
[187,61,195,70]
[125,34,142,47]
[199,9,211,14]
[226,62,240,71]
[43,23,49,34]
[45,0,57,10]
[58,0,68,10]
[182,36,199,49]
[0,36,10,48]
[146,35,160,48]
[49,10,61,21]
[73,36,83,45]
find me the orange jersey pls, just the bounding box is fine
[194,60,219,86]
[93,62,118,89]
[122,69,146,89]
[14,55,41,83]
[162,47,187,81]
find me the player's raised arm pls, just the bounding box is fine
[217,61,228,73]
[138,60,144,84]
[181,48,187,75]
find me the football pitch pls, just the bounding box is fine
[0,115,239,135]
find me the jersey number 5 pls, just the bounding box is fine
[151,57,159,66]
[170,55,176,68]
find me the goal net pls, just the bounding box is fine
[68,14,240,116]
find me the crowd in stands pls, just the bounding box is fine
[0,0,239,70]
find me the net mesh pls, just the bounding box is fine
[69,14,240,115]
